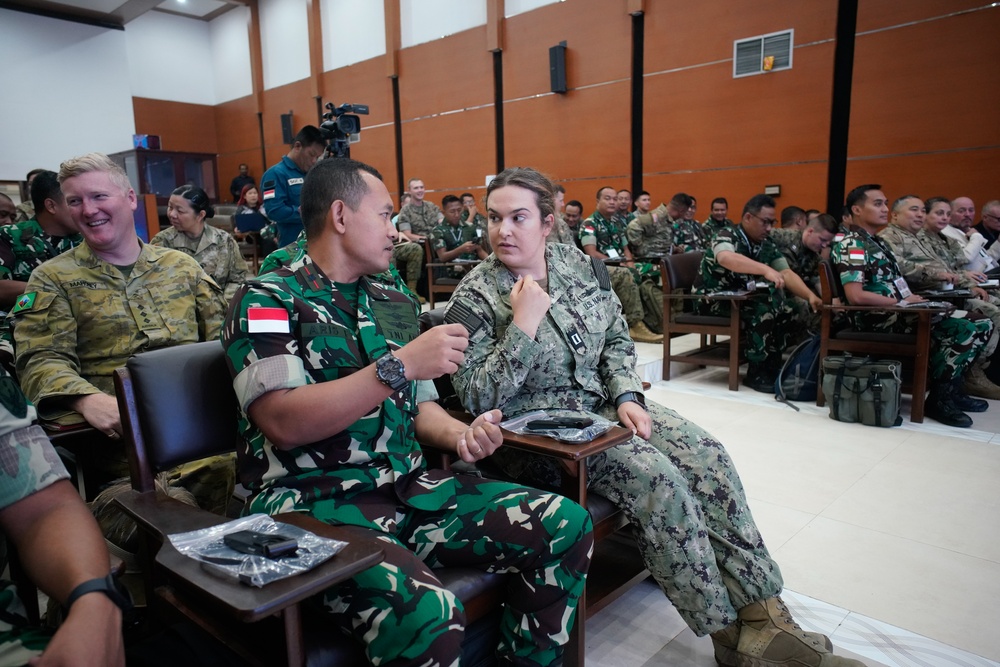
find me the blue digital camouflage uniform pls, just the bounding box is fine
[831,227,992,381]
[446,243,784,636]
[222,253,593,667]
[694,225,795,364]
[260,156,308,247]
[0,368,70,663]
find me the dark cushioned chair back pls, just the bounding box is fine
[663,251,703,292]
[418,307,447,333]
[126,341,238,473]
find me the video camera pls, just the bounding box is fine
[320,102,369,158]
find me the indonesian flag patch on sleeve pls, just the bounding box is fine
[847,247,866,265]
[247,306,290,333]
[262,189,275,200]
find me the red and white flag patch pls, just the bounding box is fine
[247,307,289,333]
[847,248,866,264]
[262,189,276,200]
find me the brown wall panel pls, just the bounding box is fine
[260,78,319,165]
[503,0,631,99]
[323,56,395,127]
[215,95,262,200]
[397,26,493,120]
[856,0,988,33]
[399,107,495,200]
[345,124,401,201]
[848,10,1000,158]
[132,97,218,155]
[644,0,837,73]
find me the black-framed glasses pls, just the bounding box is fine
[749,212,777,227]
[983,213,1000,223]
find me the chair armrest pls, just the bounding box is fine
[664,292,753,302]
[820,303,951,315]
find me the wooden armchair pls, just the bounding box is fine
[660,252,751,391]
[424,241,481,308]
[112,341,510,666]
[817,261,948,423]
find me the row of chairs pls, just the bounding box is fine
[659,252,942,423]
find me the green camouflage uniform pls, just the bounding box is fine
[694,226,794,365]
[222,254,593,667]
[0,368,69,663]
[391,241,424,285]
[672,219,710,253]
[770,227,822,339]
[0,219,83,283]
[12,203,33,226]
[462,210,491,254]
[703,217,734,240]
[446,243,783,636]
[881,226,1000,357]
[150,224,250,304]
[626,205,674,257]
[582,211,663,332]
[429,222,481,279]
[396,201,442,238]
[831,227,992,381]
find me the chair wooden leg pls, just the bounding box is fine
[283,604,305,667]
[564,595,585,667]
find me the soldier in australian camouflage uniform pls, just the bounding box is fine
[833,185,994,428]
[0,170,82,311]
[0,367,124,665]
[223,158,592,667]
[448,167,861,667]
[694,195,820,390]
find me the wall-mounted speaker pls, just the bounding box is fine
[280,113,294,144]
[549,41,567,94]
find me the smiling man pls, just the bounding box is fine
[11,153,225,481]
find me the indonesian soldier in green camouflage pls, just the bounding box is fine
[429,195,488,280]
[879,195,1000,399]
[0,366,124,666]
[0,171,82,311]
[769,214,839,341]
[832,185,993,428]
[581,186,663,342]
[703,197,735,239]
[448,166,863,667]
[222,158,592,667]
[694,194,821,391]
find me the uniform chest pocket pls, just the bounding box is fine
[299,324,363,377]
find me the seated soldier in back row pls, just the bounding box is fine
[831,184,994,428]
[769,213,838,341]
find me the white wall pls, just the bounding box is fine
[0,8,136,180]
[506,0,562,18]
[259,0,311,90]
[322,0,386,70]
[400,0,486,48]
[210,5,254,103]
[126,12,216,105]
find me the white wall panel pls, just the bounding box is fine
[259,0,310,89]
[126,12,216,105]
[0,8,136,179]
[210,5,253,103]
[322,0,386,70]
[505,0,562,18]
[400,0,486,48]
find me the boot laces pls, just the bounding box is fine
[775,598,822,648]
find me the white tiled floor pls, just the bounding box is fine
[584,337,1000,666]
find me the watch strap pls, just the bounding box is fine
[615,391,647,410]
[65,573,132,613]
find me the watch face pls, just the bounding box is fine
[377,354,407,390]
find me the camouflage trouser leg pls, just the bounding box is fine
[639,281,664,334]
[0,581,50,665]
[609,266,643,328]
[391,242,424,284]
[695,292,793,364]
[787,295,820,344]
[319,477,593,667]
[965,297,1000,357]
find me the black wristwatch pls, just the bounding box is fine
[375,352,409,393]
[615,391,647,411]
[65,573,132,614]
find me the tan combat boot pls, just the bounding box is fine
[629,321,663,343]
[711,619,832,667]
[405,280,426,304]
[963,361,1000,400]
[735,597,864,666]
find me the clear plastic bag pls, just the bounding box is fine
[168,513,348,588]
[501,409,614,443]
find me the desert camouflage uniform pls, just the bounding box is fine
[390,240,424,285]
[881,226,1000,357]
[0,368,69,663]
[447,243,783,636]
[546,215,577,247]
[832,227,992,381]
[150,224,250,304]
[396,201,442,238]
[627,205,674,257]
[694,226,795,364]
[12,203,33,226]
[0,219,83,283]
[582,211,663,332]
[770,227,822,338]
[222,254,592,667]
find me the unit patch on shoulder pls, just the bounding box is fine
[10,292,36,314]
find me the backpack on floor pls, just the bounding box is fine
[774,333,821,407]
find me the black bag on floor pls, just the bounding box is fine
[775,334,821,406]
[822,355,902,427]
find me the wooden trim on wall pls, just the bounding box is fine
[307,0,324,104]
[626,0,644,16]
[384,0,400,78]
[248,0,263,113]
[487,0,504,52]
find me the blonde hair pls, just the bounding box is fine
[58,152,132,194]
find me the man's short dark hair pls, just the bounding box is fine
[639,191,650,198]
[780,205,806,227]
[711,197,728,208]
[294,125,326,148]
[805,208,820,218]
[442,194,461,208]
[743,194,776,217]
[300,158,382,237]
[809,213,839,234]
[25,168,46,183]
[460,192,474,201]
[566,200,583,211]
[554,184,566,194]
[845,184,882,212]
[596,186,615,199]
[670,193,694,209]
[617,189,631,197]
[30,170,61,212]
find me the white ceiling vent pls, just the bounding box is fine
[734,29,793,78]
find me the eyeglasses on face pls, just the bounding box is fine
[749,212,777,227]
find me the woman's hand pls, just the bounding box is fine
[617,401,651,440]
[456,409,504,463]
[510,275,551,340]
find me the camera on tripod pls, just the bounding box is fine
[320,102,369,158]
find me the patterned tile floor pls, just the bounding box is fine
[581,338,1000,666]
